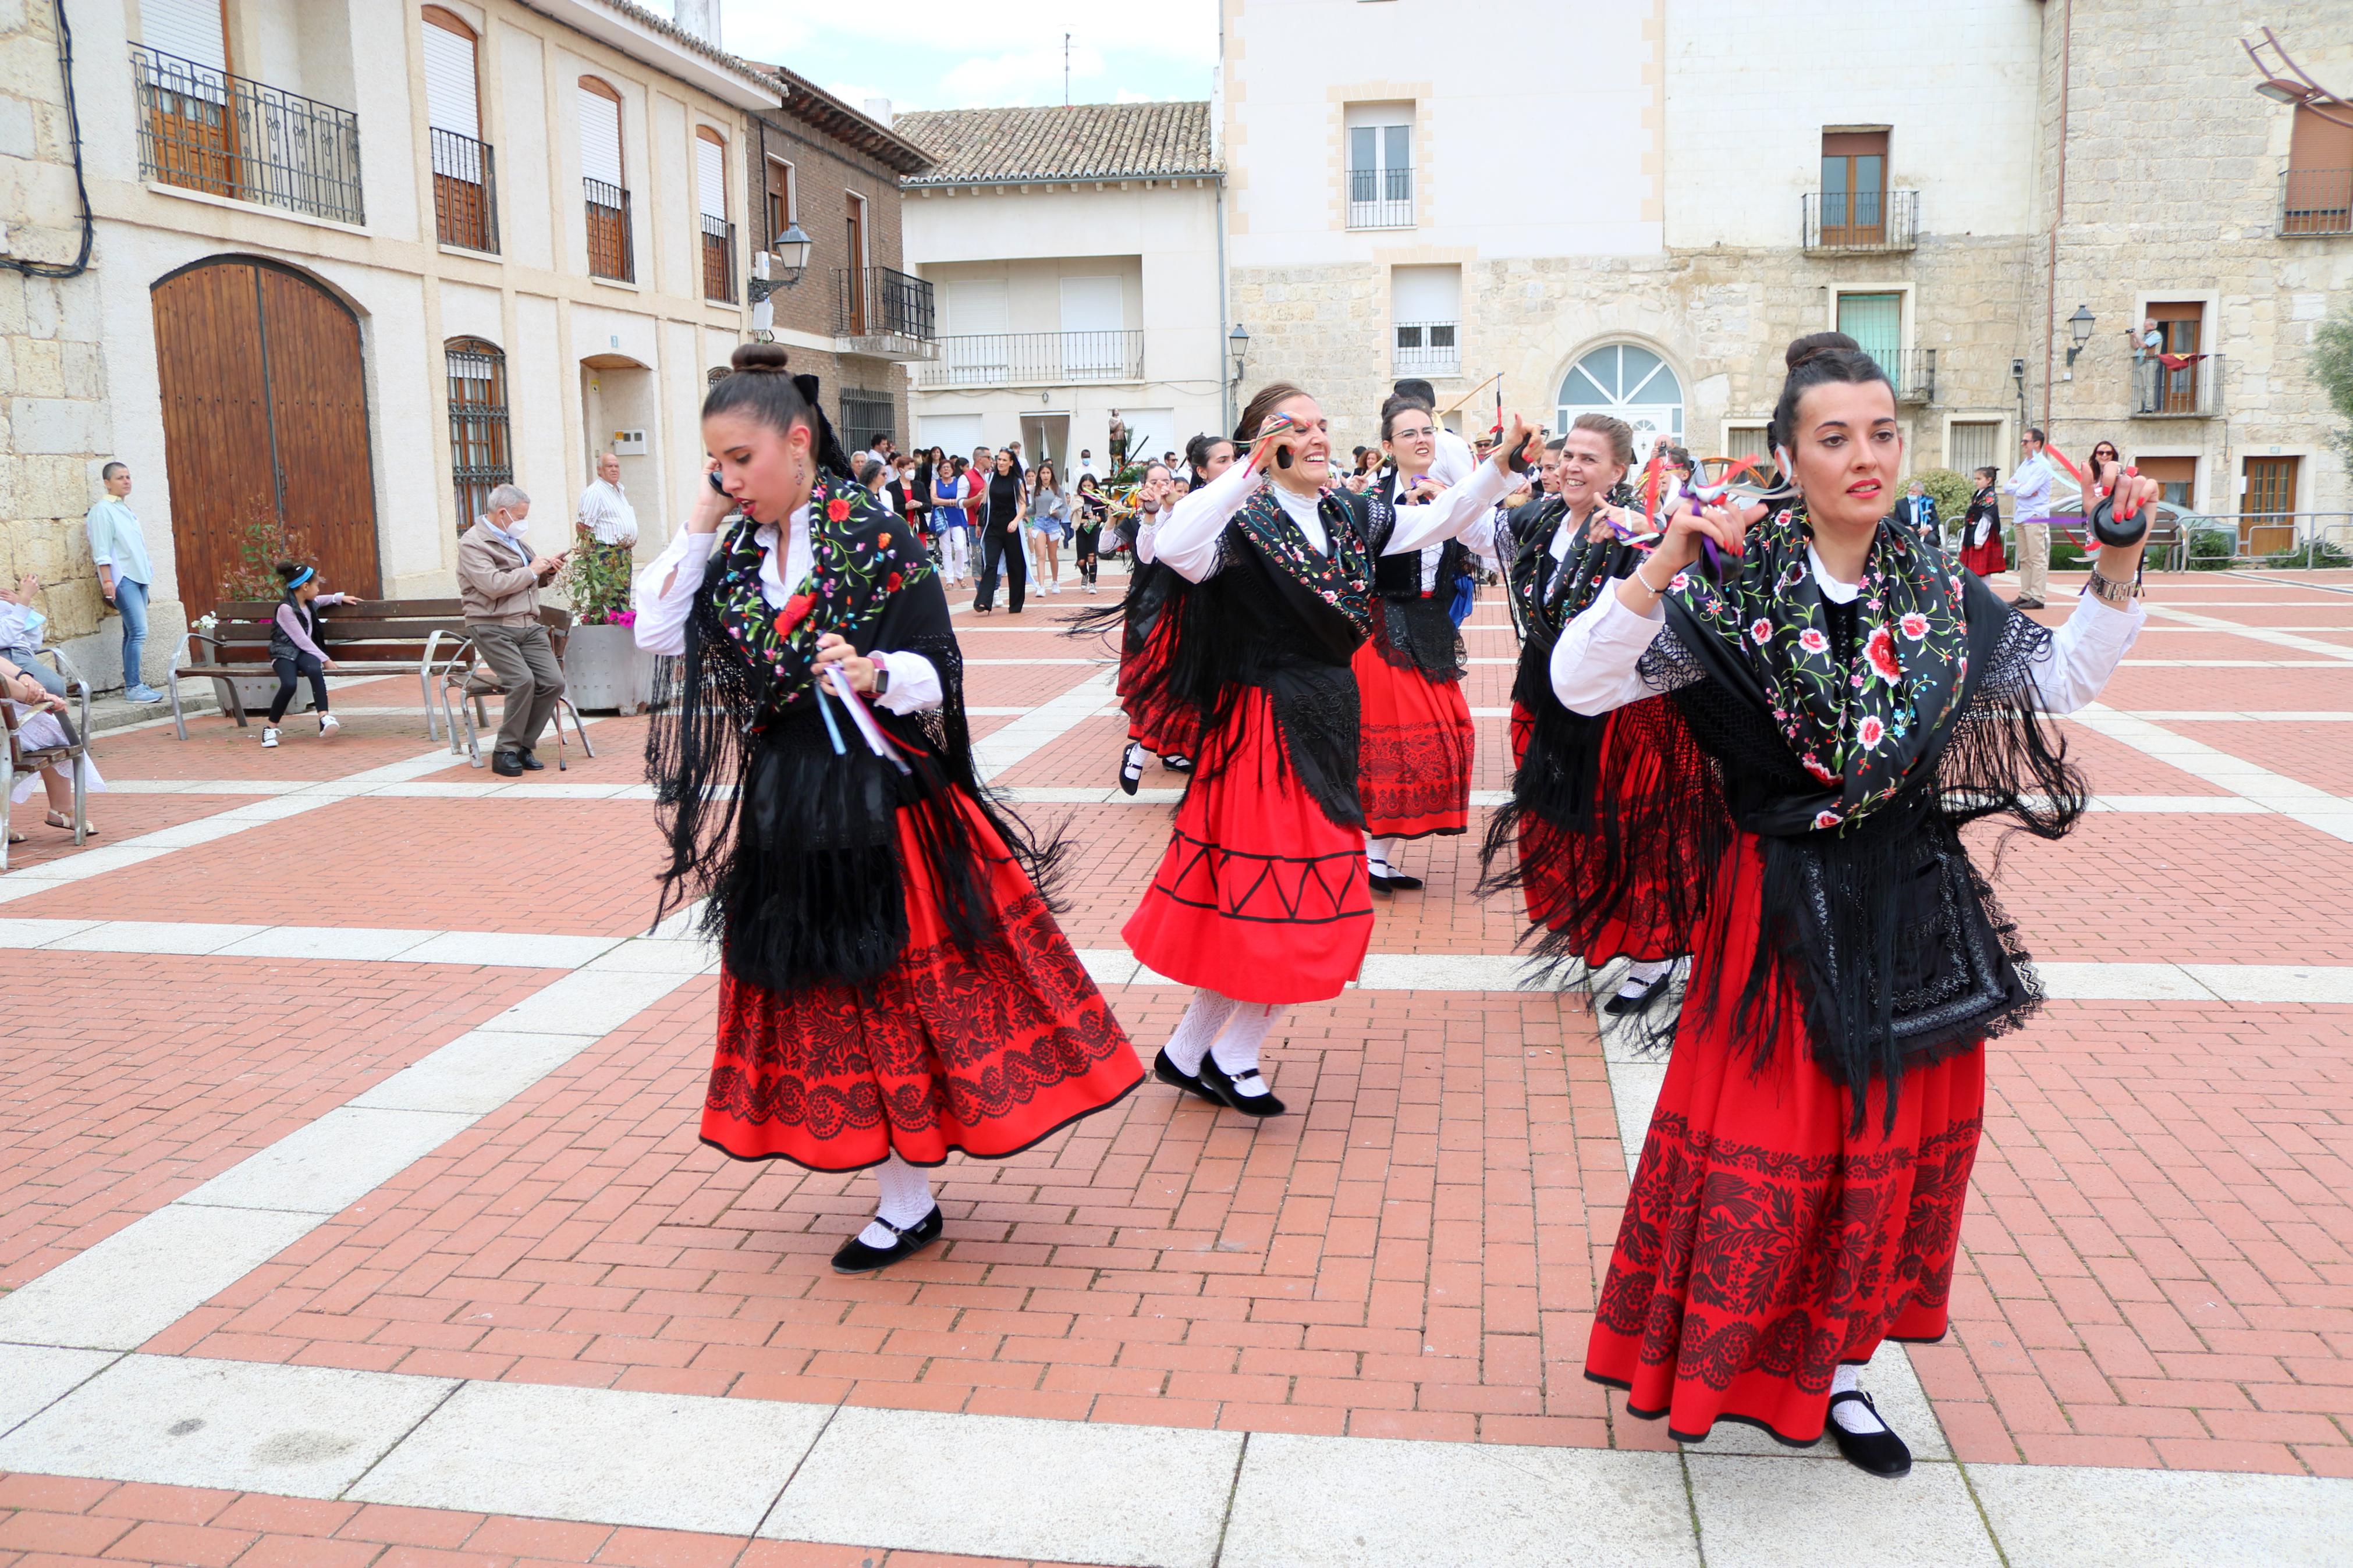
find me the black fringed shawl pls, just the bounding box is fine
[1364,469,1472,683]
[645,476,1056,992]
[1636,508,2089,1126]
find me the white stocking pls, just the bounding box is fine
[1163,988,1240,1075]
[1618,957,1676,998]
[1829,1362,1889,1435]
[1208,1002,1283,1097]
[855,1151,935,1249]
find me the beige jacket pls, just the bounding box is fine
[456,520,544,625]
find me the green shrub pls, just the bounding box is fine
[563,525,636,625]
[1911,467,1975,527]
[2187,527,2235,571]
[2265,539,2353,570]
[2048,531,2089,572]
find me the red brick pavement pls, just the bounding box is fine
[0,955,558,1288]
[0,1471,1105,1567]
[2095,663,2352,712]
[0,793,266,873]
[2164,721,2353,797]
[93,712,449,782]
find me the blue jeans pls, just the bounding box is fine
[114,577,151,691]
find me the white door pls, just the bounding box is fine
[1059,275,1125,379]
[920,413,985,457]
[946,278,1009,384]
[1117,407,1176,470]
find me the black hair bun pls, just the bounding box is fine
[273,560,303,583]
[1785,331,1864,372]
[729,342,792,375]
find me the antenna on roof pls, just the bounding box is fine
[1063,33,1071,106]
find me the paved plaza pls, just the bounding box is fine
[3,569,2353,1567]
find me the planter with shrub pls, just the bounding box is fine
[560,528,654,713]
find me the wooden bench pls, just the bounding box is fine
[169,598,475,741]
[2,689,93,870]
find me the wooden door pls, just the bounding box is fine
[2136,456,2195,511]
[2285,104,2353,234]
[2241,457,2299,557]
[150,259,381,616]
[1821,130,1889,245]
[2150,301,2203,413]
[845,195,867,333]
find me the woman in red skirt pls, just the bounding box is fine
[1350,395,1513,893]
[1480,415,1715,1016]
[636,346,1141,1274]
[1556,331,2155,1474]
[1105,447,1226,793]
[1958,465,2007,578]
[1124,383,1530,1115]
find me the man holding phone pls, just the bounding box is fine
[457,483,569,776]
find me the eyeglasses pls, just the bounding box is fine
[1390,426,1435,441]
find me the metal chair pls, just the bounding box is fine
[1,695,91,872]
[437,631,595,770]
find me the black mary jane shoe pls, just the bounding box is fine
[518,749,546,771]
[1602,966,1676,1016]
[1825,1392,1912,1478]
[1196,1054,1286,1118]
[1154,1047,1223,1106]
[1119,754,1146,797]
[1159,752,1194,773]
[1367,870,1396,896]
[830,1204,945,1275]
[1382,870,1423,891]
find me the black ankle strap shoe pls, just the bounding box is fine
[1197,1054,1286,1118]
[830,1203,945,1275]
[1825,1391,1912,1478]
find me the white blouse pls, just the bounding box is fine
[1149,454,1514,585]
[631,503,943,715]
[1549,546,2146,717]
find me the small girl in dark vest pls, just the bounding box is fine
[262,562,361,749]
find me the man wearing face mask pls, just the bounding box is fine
[457,484,570,776]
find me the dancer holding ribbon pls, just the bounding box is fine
[634,344,1140,1274]
[1568,331,2153,1474]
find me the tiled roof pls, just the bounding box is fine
[579,0,782,103]
[893,101,1220,187]
[757,64,936,176]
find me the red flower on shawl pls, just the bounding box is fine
[776,592,818,636]
[826,497,852,522]
[1864,625,1903,683]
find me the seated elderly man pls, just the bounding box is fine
[456,483,570,777]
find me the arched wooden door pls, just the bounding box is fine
[151,257,381,614]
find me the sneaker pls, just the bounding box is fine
[125,685,165,705]
[261,726,281,749]
[318,713,340,737]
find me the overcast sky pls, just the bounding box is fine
[720,0,1217,115]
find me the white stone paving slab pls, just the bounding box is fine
[0,1346,116,1437]
[1221,1432,1696,1568]
[489,960,702,1034]
[214,925,445,962]
[179,1105,478,1214]
[2187,963,2353,1005]
[764,1405,1242,1568]
[353,1379,828,1535]
[2036,961,2221,1001]
[1355,952,1543,991]
[972,667,1120,780]
[349,1030,605,1116]
[0,916,106,946]
[0,1204,320,1350]
[40,920,269,956]
[1970,1462,2353,1568]
[0,1355,455,1499]
[2143,603,2353,663]
[1686,1454,1996,1566]
[1076,947,1143,988]
[391,929,623,969]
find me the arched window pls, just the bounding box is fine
[423,8,496,251]
[1556,344,1683,464]
[695,126,733,301]
[579,76,631,280]
[445,337,512,530]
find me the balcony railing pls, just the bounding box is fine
[834,265,936,344]
[916,330,1145,389]
[1898,346,1936,404]
[2281,166,2353,236]
[2131,351,2224,418]
[1801,188,1919,253]
[1347,165,1414,229]
[701,215,735,303]
[584,178,633,282]
[1392,319,1458,376]
[430,127,498,253]
[130,44,364,224]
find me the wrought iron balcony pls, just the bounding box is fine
[430,127,498,253]
[584,178,633,282]
[1347,166,1414,230]
[130,44,364,224]
[916,330,1145,389]
[2130,351,2224,418]
[701,215,735,303]
[1801,188,1918,254]
[2281,167,2352,236]
[1392,320,1458,376]
[833,266,938,358]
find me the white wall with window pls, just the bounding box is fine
[1389,264,1458,376]
[1344,102,1414,229]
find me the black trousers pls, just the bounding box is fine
[976,525,1027,612]
[1073,525,1101,585]
[268,652,328,723]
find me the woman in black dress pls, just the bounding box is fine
[974,449,1028,615]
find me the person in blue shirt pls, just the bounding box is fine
[84,461,164,702]
[1901,479,1940,546]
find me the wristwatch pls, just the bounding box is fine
[2084,568,2141,609]
[869,660,891,696]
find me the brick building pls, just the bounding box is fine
[739,66,937,455]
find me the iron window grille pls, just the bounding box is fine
[839,388,895,456]
[431,126,499,253]
[701,216,736,303]
[130,43,364,225]
[584,177,633,282]
[833,266,937,341]
[1392,321,1458,375]
[445,338,513,530]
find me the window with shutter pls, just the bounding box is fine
[140,0,227,70]
[695,131,726,219]
[421,13,480,140]
[578,80,622,186]
[2285,103,2353,235]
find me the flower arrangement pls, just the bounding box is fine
[563,525,636,626]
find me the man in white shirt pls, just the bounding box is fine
[2004,428,2056,609]
[1078,449,1101,482]
[575,451,640,595]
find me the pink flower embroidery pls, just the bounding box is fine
[1798,627,1830,656]
[1813,809,1844,830]
[1857,714,1886,749]
[1749,617,1773,645]
[1899,611,1930,640]
[1864,626,1903,683]
[1802,755,1836,784]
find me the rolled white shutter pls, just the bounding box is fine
[580,88,622,186]
[140,0,226,70]
[696,135,725,219]
[422,20,480,140]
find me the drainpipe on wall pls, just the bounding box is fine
[1216,176,1231,436]
[2040,0,2072,433]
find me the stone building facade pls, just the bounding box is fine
[1223,0,2352,544]
[1,0,112,652]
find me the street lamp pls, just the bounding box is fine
[1228,322,1251,385]
[2254,76,2314,103]
[771,221,812,288]
[748,222,813,342]
[2064,304,2096,369]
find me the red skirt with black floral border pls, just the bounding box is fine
[1352,638,1474,840]
[1583,830,1985,1446]
[703,790,1143,1171]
